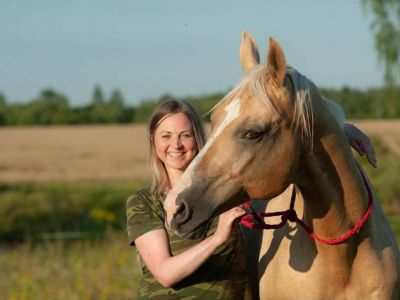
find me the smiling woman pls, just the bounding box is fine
[126,99,250,300]
[153,113,199,186]
[147,100,206,197]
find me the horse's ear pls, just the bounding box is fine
[240,31,260,72]
[266,37,286,87]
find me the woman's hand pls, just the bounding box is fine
[213,206,246,245]
[343,123,377,168]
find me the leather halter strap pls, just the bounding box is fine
[240,163,373,245]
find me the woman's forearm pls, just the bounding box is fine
[136,208,245,288]
[155,235,223,287]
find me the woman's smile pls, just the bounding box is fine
[168,151,186,159]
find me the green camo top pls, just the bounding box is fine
[126,188,250,300]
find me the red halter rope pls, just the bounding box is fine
[240,164,373,245]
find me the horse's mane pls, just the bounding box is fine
[210,65,317,144]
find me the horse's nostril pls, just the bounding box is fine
[174,200,191,226]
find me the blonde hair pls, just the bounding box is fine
[212,65,317,145]
[148,99,206,197]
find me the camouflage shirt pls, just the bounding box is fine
[126,188,250,300]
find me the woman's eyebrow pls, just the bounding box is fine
[158,129,192,134]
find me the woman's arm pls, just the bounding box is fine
[134,206,245,288]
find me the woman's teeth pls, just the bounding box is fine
[168,152,184,158]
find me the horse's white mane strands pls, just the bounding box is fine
[286,67,315,146]
[211,65,317,146]
[246,65,280,119]
[207,65,274,116]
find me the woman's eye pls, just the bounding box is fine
[245,131,262,140]
[181,133,193,138]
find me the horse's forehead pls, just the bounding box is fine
[213,91,266,125]
[189,97,242,172]
[212,98,237,127]
[210,97,241,138]
[219,93,281,129]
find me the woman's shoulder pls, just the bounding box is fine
[127,186,163,203]
[126,187,166,245]
[126,187,164,216]
[127,187,152,202]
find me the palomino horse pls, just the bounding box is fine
[164,32,400,299]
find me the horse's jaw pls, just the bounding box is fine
[168,182,250,238]
[166,180,217,237]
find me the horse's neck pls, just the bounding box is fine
[295,132,370,241]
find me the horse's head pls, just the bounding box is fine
[164,32,326,237]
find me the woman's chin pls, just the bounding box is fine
[165,161,189,171]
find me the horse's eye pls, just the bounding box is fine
[245,131,263,140]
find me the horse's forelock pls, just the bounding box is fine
[209,65,278,118]
[211,65,315,146]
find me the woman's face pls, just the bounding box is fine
[153,112,198,173]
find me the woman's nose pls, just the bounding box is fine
[171,136,183,148]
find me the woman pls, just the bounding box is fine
[127,99,249,299]
[126,99,376,300]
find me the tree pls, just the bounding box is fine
[89,85,108,123]
[109,89,124,106]
[30,89,70,124]
[361,0,400,117]
[107,89,126,123]
[0,93,6,125]
[362,0,400,85]
[133,94,175,123]
[0,93,6,107]
[92,85,105,105]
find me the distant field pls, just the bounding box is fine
[351,119,400,157]
[0,124,149,183]
[0,120,399,183]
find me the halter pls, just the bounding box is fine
[240,163,373,245]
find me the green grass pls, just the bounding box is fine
[0,163,398,300]
[0,232,140,300]
[0,180,148,242]
[388,215,400,240]
[0,135,398,299]
[357,135,400,214]
[0,181,146,299]
[0,222,398,300]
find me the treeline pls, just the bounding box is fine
[0,85,399,126]
[322,86,400,119]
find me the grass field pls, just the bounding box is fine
[352,119,400,157]
[0,232,140,300]
[0,121,399,300]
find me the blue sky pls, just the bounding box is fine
[0,1,382,106]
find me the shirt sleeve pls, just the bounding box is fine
[126,191,165,246]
